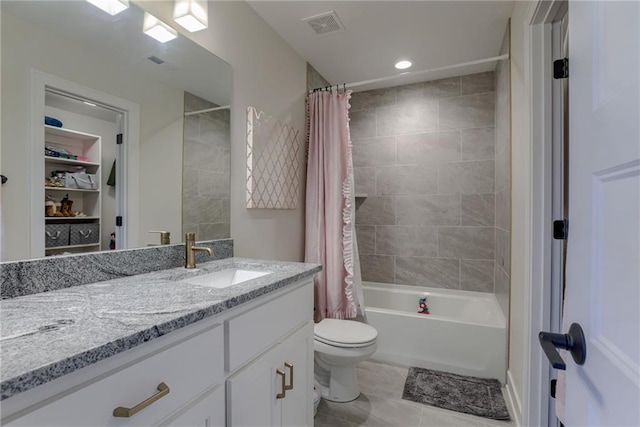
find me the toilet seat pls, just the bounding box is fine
[314,319,378,348]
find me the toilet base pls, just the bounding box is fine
[315,362,361,402]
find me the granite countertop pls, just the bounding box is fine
[0,257,321,401]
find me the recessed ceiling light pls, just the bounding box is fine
[395,60,412,70]
[86,0,129,16]
[143,12,178,43]
[173,0,208,32]
[83,101,97,107]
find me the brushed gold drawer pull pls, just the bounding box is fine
[113,382,170,417]
[284,362,294,391]
[276,369,286,399]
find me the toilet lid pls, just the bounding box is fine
[314,319,378,346]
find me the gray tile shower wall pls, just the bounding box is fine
[351,72,497,292]
[494,30,512,316]
[182,92,231,241]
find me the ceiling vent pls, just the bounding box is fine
[302,10,345,36]
[147,55,165,65]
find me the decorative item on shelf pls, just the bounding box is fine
[418,297,430,315]
[60,194,76,217]
[110,232,116,250]
[44,116,63,128]
[45,145,77,160]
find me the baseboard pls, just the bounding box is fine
[506,369,523,426]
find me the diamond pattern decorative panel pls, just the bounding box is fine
[246,106,301,209]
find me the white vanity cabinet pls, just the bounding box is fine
[2,278,314,427]
[226,283,314,427]
[227,323,313,427]
[5,325,226,427]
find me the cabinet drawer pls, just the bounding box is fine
[226,282,312,372]
[161,386,225,427]
[8,325,224,427]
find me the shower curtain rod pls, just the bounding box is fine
[309,54,509,94]
[184,105,231,116]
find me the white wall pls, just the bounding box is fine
[508,1,535,424]
[136,1,308,262]
[0,11,184,260]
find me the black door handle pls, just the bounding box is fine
[539,323,587,370]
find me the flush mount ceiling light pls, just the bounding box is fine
[85,0,129,16]
[395,60,412,70]
[143,12,178,43]
[173,0,208,32]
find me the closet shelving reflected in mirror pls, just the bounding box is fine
[44,124,102,255]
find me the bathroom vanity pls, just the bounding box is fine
[0,255,320,426]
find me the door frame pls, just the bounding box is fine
[29,69,141,256]
[525,1,567,426]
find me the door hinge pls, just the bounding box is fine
[116,133,123,145]
[553,219,568,240]
[116,216,123,227]
[550,379,557,398]
[554,58,569,79]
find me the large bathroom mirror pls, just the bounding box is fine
[0,1,232,261]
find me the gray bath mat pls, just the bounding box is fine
[402,367,510,420]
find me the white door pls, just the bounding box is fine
[564,1,640,425]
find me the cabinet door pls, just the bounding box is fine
[163,386,224,427]
[280,322,313,427]
[226,345,282,427]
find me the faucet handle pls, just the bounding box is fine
[185,232,195,241]
[149,231,171,245]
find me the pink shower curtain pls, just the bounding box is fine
[305,90,360,321]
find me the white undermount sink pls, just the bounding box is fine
[183,269,272,289]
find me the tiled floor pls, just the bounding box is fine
[315,360,516,427]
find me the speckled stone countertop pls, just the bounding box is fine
[0,257,321,400]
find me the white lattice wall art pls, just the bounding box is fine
[246,106,301,209]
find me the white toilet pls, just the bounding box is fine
[313,318,378,402]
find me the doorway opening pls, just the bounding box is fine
[44,89,123,255]
[527,1,568,425]
[30,70,141,258]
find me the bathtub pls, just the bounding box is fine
[363,282,507,383]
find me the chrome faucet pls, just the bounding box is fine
[185,232,214,269]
